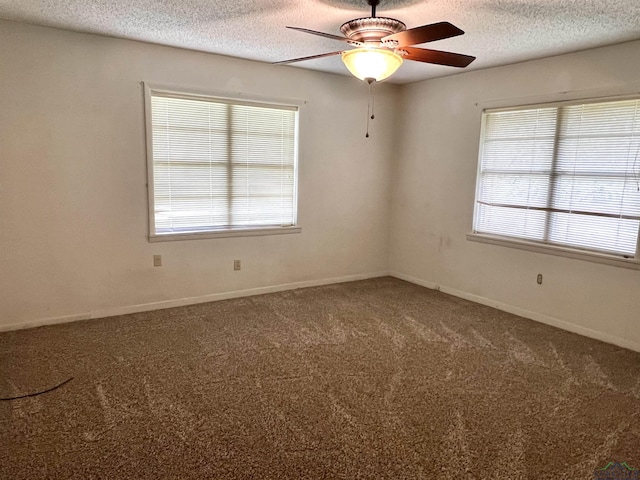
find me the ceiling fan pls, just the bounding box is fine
[275,0,475,83]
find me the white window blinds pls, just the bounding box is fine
[148,90,298,237]
[475,98,640,257]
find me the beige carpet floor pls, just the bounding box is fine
[1,277,639,479]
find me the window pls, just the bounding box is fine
[473,97,640,261]
[145,85,299,240]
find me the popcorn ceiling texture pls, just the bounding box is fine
[1,277,639,478]
[0,0,639,83]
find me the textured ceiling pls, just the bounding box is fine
[1,0,639,84]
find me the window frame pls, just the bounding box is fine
[143,83,302,242]
[468,93,640,271]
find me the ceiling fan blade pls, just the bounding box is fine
[273,51,344,65]
[383,22,464,47]
[401,46,475,68]
[286,26,353,43]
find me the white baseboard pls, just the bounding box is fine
[0,312,93,332]
[390,271,640,354]
[0,271,389,333]
[8,270,638,354]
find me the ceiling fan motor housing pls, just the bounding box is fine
[340,17,406,45]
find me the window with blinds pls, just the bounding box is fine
[146,88,299,238]
[474,97,640,258]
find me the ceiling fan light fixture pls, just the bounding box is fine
[341,48,403,82]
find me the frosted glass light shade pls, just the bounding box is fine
[341,48,403,82]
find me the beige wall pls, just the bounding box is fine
[0,20,397,328]
[389,40,640,351]
[2,19,639,351]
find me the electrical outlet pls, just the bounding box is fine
[536,273,543,285]
[153,255,162,267]
[234,259,241,271]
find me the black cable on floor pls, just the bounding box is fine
[0,377,74,401]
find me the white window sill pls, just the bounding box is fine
[466,233,640,271]
[149,226,302,242]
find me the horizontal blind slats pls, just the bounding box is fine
[150,93,298,234]
[475,98,640,257]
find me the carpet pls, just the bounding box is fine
[1,277,639,479]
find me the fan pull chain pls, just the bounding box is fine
[366,100,370,138]
[365,78,376,138]
[371,83,375,120]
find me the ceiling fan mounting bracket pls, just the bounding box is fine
[367,0,381,17]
